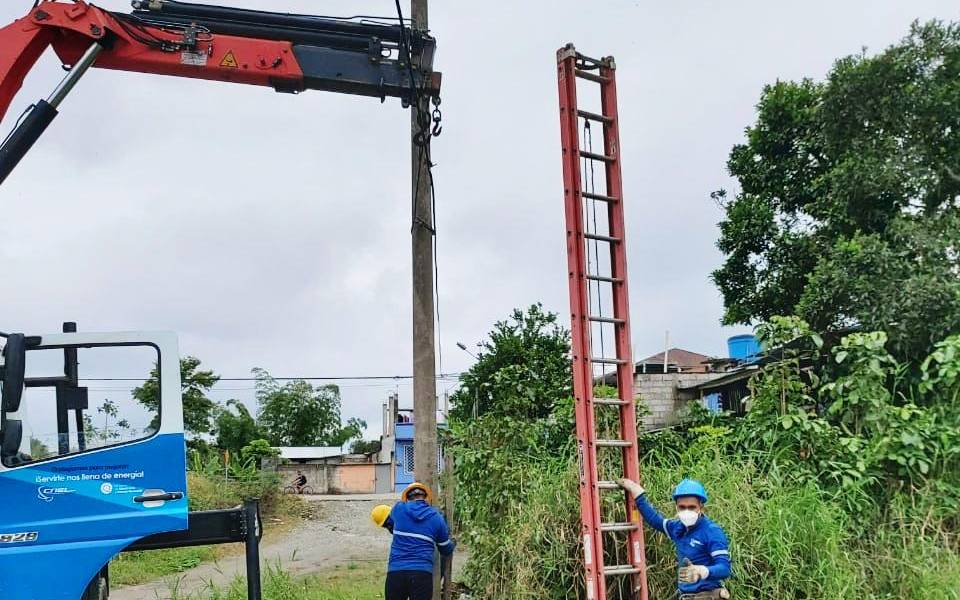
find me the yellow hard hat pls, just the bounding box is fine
[371,504,391,527]
[401,482,433,503]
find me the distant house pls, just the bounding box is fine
[635,348,717,374]
[275,447,344,462]
[379,393,446,494]
[626,336,762,429]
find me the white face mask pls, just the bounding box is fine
[677,509,700,527]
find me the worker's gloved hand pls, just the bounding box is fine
[616,478,645,497]
[678,558,710,584]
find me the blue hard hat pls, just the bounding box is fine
[672,479,708,504]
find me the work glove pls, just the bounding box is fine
[678,558,710,584]
[616,478,645,497]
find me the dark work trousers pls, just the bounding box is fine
[385,570,433,600]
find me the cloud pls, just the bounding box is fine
[2,0,955,440]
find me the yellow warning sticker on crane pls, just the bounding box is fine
[219,51,239,68]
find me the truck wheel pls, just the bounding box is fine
[81,573,108,600]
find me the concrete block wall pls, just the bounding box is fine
[278,462,386,494]
[634,372,722,430]
[278,463,329,492]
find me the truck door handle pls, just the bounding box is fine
[134,492,184,503]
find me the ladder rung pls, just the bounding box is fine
[586,274,623,284]
[577,109,613,124]
[600,522,639,533]
[588,315,625,324]
[593,397,629,406]
[580,150,615,163]
[604,565,641,576]
[596,439,633,448]
[591,356,628,365]
[597,480,620,490]
[583,232,621,243]
[582,191,619,203]
[575,69,610,84]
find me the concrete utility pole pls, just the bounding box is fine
[410,2,441,598]
[410,0,437,501]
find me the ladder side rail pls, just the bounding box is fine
[600,61,649,600]
[558,50,606,600]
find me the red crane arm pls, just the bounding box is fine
[0,2,306,123]
[0,0,439,184]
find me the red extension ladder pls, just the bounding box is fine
[556,44,648,600]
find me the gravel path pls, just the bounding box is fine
[112,497,458,599]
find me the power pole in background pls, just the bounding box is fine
[410,0,437,511]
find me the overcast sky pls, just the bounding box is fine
[2,0,957,442]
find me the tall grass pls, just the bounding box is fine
[457,427,960,600]
[173,562,385,600]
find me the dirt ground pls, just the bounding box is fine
[112,495,465,599]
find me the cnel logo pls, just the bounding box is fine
[37,486,75,503]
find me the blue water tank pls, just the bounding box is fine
[727,334,761,362]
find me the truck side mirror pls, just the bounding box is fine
[1,333,26,413]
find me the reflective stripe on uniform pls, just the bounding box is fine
[711,549,729,557]
[394,530,436,544]
[437,539,453,546]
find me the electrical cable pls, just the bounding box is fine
[394,0,444,379]
[79,373,463,382]
[583,120,608,382]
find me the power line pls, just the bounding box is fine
[78,373,463,382]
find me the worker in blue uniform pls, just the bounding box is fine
[371,482,455,600]
[618,477,732,599]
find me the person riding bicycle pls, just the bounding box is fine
[294,470,308,494]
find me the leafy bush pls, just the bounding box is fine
[450,307,960,599]
[187,448,294,517]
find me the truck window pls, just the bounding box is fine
[2,344,160,468]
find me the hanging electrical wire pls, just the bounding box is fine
[394,0,445,377]
[583,119,608,383]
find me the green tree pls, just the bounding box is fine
[133,356,219,436]
[448,305,577,596]
[712,21,960,361]
[350,439,382,454]
[215,399,261,457]
[29,437,50,459]
[240,438,280,465]
[254,368,366,447]
[95,398,131,441]
[449,303,571,421]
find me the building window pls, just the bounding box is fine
[404,445,415,473]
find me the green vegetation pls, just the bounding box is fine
[449,305,960,599]
[134,356,220,436]
[110,451,308,586]
[712,20,960,363]
[351,439,382,454]
[253,368,366,448]
[111,546,218,587]
[115,357,364,588]
[216,399,261,457]
[132,358,366,454]
[163,562,385,600]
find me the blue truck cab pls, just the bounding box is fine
[0,328,189,599]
